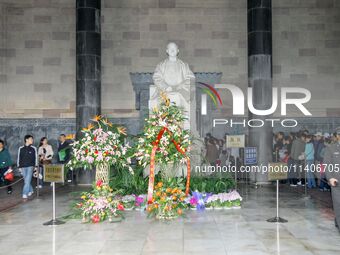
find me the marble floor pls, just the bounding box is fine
[0,184,339,255]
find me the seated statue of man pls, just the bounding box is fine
[150,42,195,130]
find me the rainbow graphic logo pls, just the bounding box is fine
[197,82,223,115]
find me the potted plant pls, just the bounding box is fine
[134,194,147,211]
[121,195,136,210]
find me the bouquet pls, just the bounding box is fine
[76,180,125,223]
[147,180,187,220]
[134,97,191,168]
[67,115,133,180]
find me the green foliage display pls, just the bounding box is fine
[109,165,148,195]
[189,175,235,193]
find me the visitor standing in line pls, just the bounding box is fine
[290,132,306,186]
[58,134,72,182]
[17,135,38,201]
[324,127,340,232]
[0,139,14,194]
[305,135,316,189]
[38,137,54,188]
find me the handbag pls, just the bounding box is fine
[4,169,14,182]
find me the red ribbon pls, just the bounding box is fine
[147,127,191,204]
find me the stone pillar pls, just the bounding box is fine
[76,0,101,133]
[247,0,272,183]
[76,0,101,184]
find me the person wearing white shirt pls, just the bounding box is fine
[37,137,54,188]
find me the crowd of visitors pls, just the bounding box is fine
[0,134,71,201]
[204,133,239,168]
[272,130,338,191]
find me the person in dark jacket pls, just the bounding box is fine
[57,134,70,163]
[289,132,306,186]
[17,135,38,201]
[324,127,340,232]
[58,134,73,183]
[0,139,13,194]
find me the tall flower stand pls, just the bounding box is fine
[95,163,110,184]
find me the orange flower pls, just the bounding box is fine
[156,191,161,197]
[166,188,171,193]
[117,126,127,135]
[92,115,102,122]
[157,182,163,188]
[172,196,177,201]
[180,197,185,202]
[154,204,158,209]
[177,209,182,215]
[101,118,112,127]
[161,196,166,202]
[82,123,94,131]
[147,206,153,212]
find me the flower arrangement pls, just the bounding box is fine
[147,180,187,220]
[187,191,206,210]
[134,97,191,168]
[67,115,133,183]
[76,180,125,223]
[134,194,147,210]
[121,195,136,210]
[205,191,242,209]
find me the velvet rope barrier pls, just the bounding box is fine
[147,127,191,204]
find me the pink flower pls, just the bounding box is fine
[96,180,103,188]
[86,156,94,164]
[190,197,198,206]
[117,204,124,211]
[92,214,100,223]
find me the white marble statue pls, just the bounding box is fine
[149,42,196,131]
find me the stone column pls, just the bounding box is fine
[76,0,101,184]
[76,0,101,133]
[247,0,272,183]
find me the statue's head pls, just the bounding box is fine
[166,42,179,57]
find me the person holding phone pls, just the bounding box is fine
[324,127,340,231]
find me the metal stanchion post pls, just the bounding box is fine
[267,180,288,223]
[302,160,310,199]
[36,167,41,199]
[43,182,65,226]
[235,159,238,190]
[276,223,280,255]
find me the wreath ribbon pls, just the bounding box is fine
[147,127,191,204]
